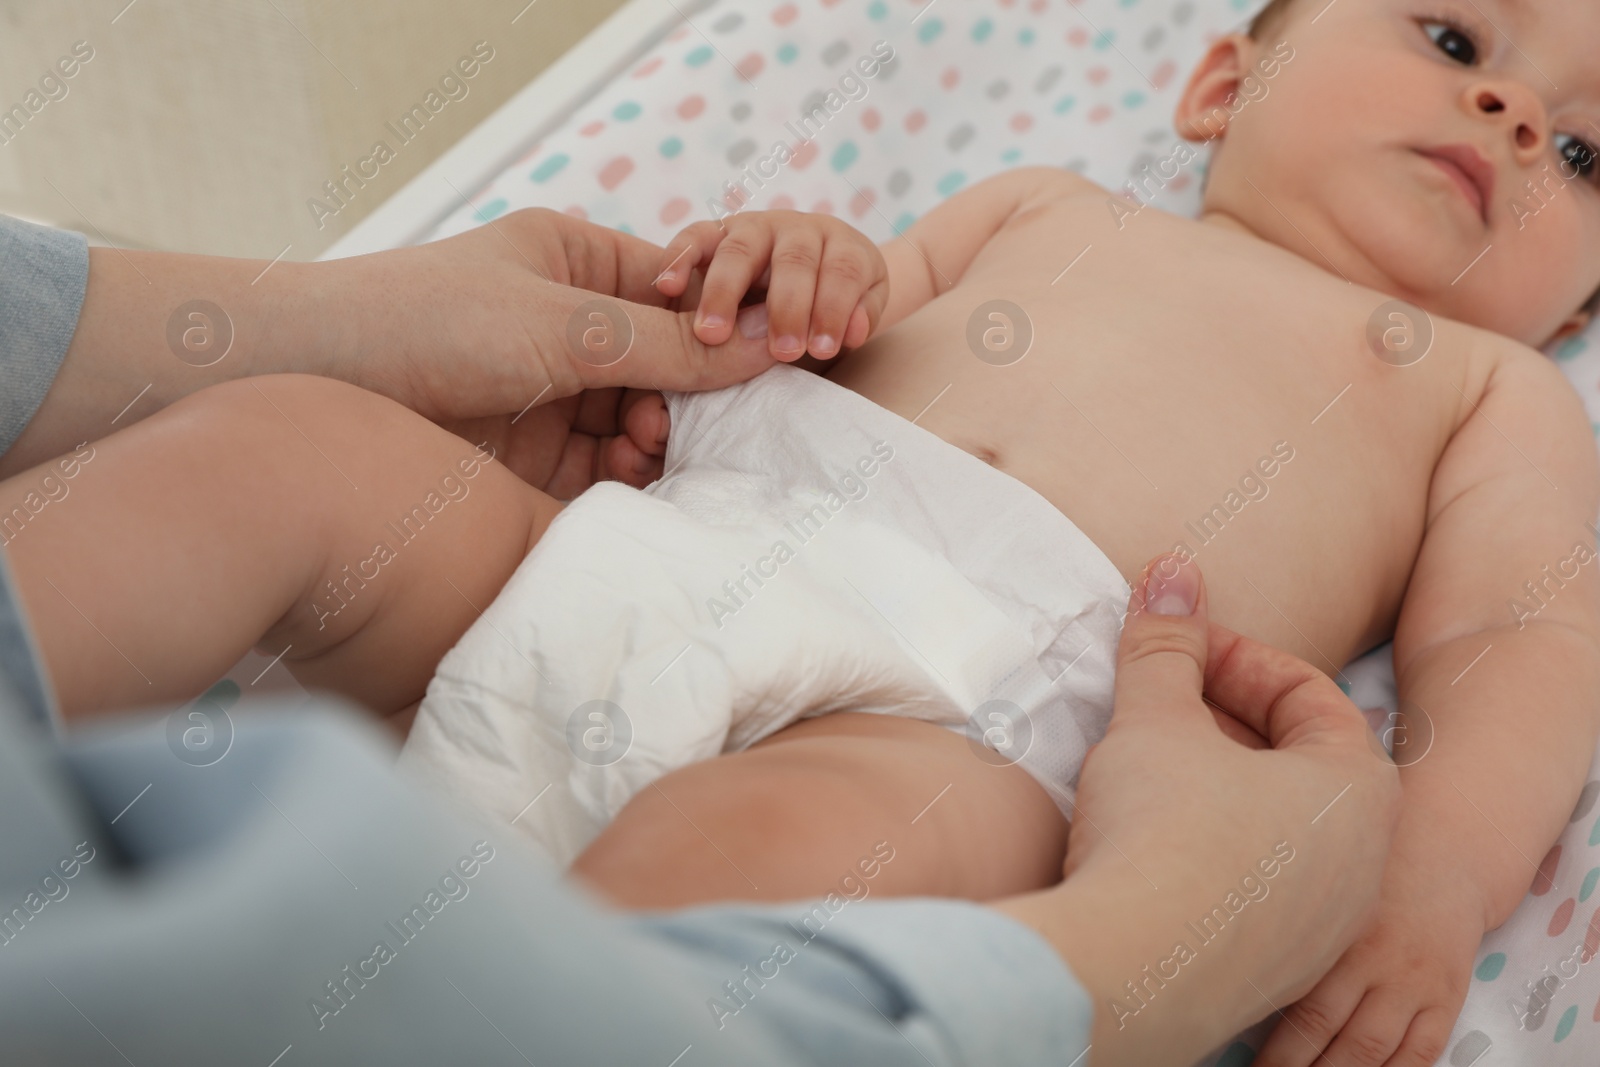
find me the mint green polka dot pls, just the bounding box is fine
[867,0,888,18]
[612,101,642,121]
[777,42,799,63]
[1336,677,1352,696]
[1555,1004,1578,1041]
[830,141,859,172]
[936,170,966,197]
[917,18,944,43]
[1557,336,1589,360]
[530,153,569,182]
[686,45,713,66]
[1589,812,1600,846]
[892,211,917,234]
[659,136,683,159]
[1120,0,1141,7]
[1001,147,1022,163]
[1092,30,1116,50]
[1018,27,1035,45]
[1581,866,1600,902]
[1475,953,1507,981]
[1215,1043,1255,1067]
[616,223,635,235]
[1054,95,1077,114]
[972,17,993,42]
[474,197,508,222]
[1123,90,1147,108]
[1230,0,1252,8]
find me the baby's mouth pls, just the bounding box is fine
[1415,145,1495,227]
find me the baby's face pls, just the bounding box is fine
[1181,0,1600,347]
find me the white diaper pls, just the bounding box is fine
[399,365,1132,865]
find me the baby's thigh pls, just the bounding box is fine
[570,712,1069,908]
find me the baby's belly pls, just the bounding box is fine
[828,323,1449,674]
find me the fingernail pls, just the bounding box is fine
[699,313,727,332]
[774,334,803,355]
[736,303,768,339]
[810,334,837,355]
[1145,555,1199,616]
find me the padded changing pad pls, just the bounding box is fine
[422,1,1600,1062]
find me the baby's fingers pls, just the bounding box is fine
[697,220,775,346]
[654,221,725,298]
[1253,977,1364,1067]
[1318,991,1412,1067]
[808,236,888,359]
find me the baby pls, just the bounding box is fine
[7,0,1600,1063]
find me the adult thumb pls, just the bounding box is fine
[569,296,776,394]
[1110,553,1213,730]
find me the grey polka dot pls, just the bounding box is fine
[946,123,976,152]
[1034,65,1063,94]
[876,52,900,79]
[799,90,829,117]
[986,78,1011,101]
[1448,1032,1492,1067]
[1144,127,1169,143]
[730,101,752,121]
[1065,157,1089,173]
[713,11,743,33]
[1129,152,1156,176]
[821,39,850,66]
[887,168,913,197]
[726,138,757,166]
[1521,975,1560,1031]
[1171,1,1194,26]
[1143,26,1166,50]
[1573,779,1600,822]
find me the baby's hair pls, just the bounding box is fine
[1244,0,1600,332]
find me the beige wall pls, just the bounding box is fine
[0,0,626,258]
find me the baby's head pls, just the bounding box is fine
[1174,0,1600,348]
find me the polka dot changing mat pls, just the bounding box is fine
[423,1,1600,1063]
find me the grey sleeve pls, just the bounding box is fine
[0,214,89,456]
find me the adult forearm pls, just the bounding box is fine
[1395,620,1600,927]
[0,246,333,477]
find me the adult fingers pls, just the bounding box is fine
[561,287,774,395]
[1108,553,1212,731]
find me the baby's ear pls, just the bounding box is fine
[1173,33,1256,143]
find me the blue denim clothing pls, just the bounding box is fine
[0,213,1093,1064]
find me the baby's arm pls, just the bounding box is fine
[876,165,1102,330]
[1257,346,1600,1067]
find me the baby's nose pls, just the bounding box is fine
[1467,82,1545,153]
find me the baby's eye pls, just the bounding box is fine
[1556,134,1600,182]
[1422,20,1478,65]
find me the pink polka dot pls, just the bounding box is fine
[849,188,876,218]
[1153,60,1178,90]
[1029,0,1047,10]
[1535,845,1562,895]
[790,140,819,170]
[515,142,543,166]
[677,95,706,119]
[998,0,1015,7]
[564,205,588,220]
[737,53,765,81]
[668,25,690,42]
[633,57,663,79]
[1068,27,1089,47]
[580,120,605,137]
[1009,112,1033,132]
[770,194,796,210]
[599,156,635,191]
[905,109,926,133]
[1087,67,1110,85]
[1170,174,1192,193]
[660,197,690,226]
[812,199,835,216]
[1583,906,1600,963]
[1536,844,1561,895]
[1088,104,1113,124]
[861,106,881,132]
[1551,897,1577,937]
[940,67,961,90]
[821,0,843,7]
[772,2,798,23]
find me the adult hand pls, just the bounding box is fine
[996,554,1400,1067]
[2,210,776,489]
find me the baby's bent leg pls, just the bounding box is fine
[571,712,1068,908]
[1,374,559,723]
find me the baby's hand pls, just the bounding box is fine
[654,211,888,362]
[1253,869,1482,1067]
